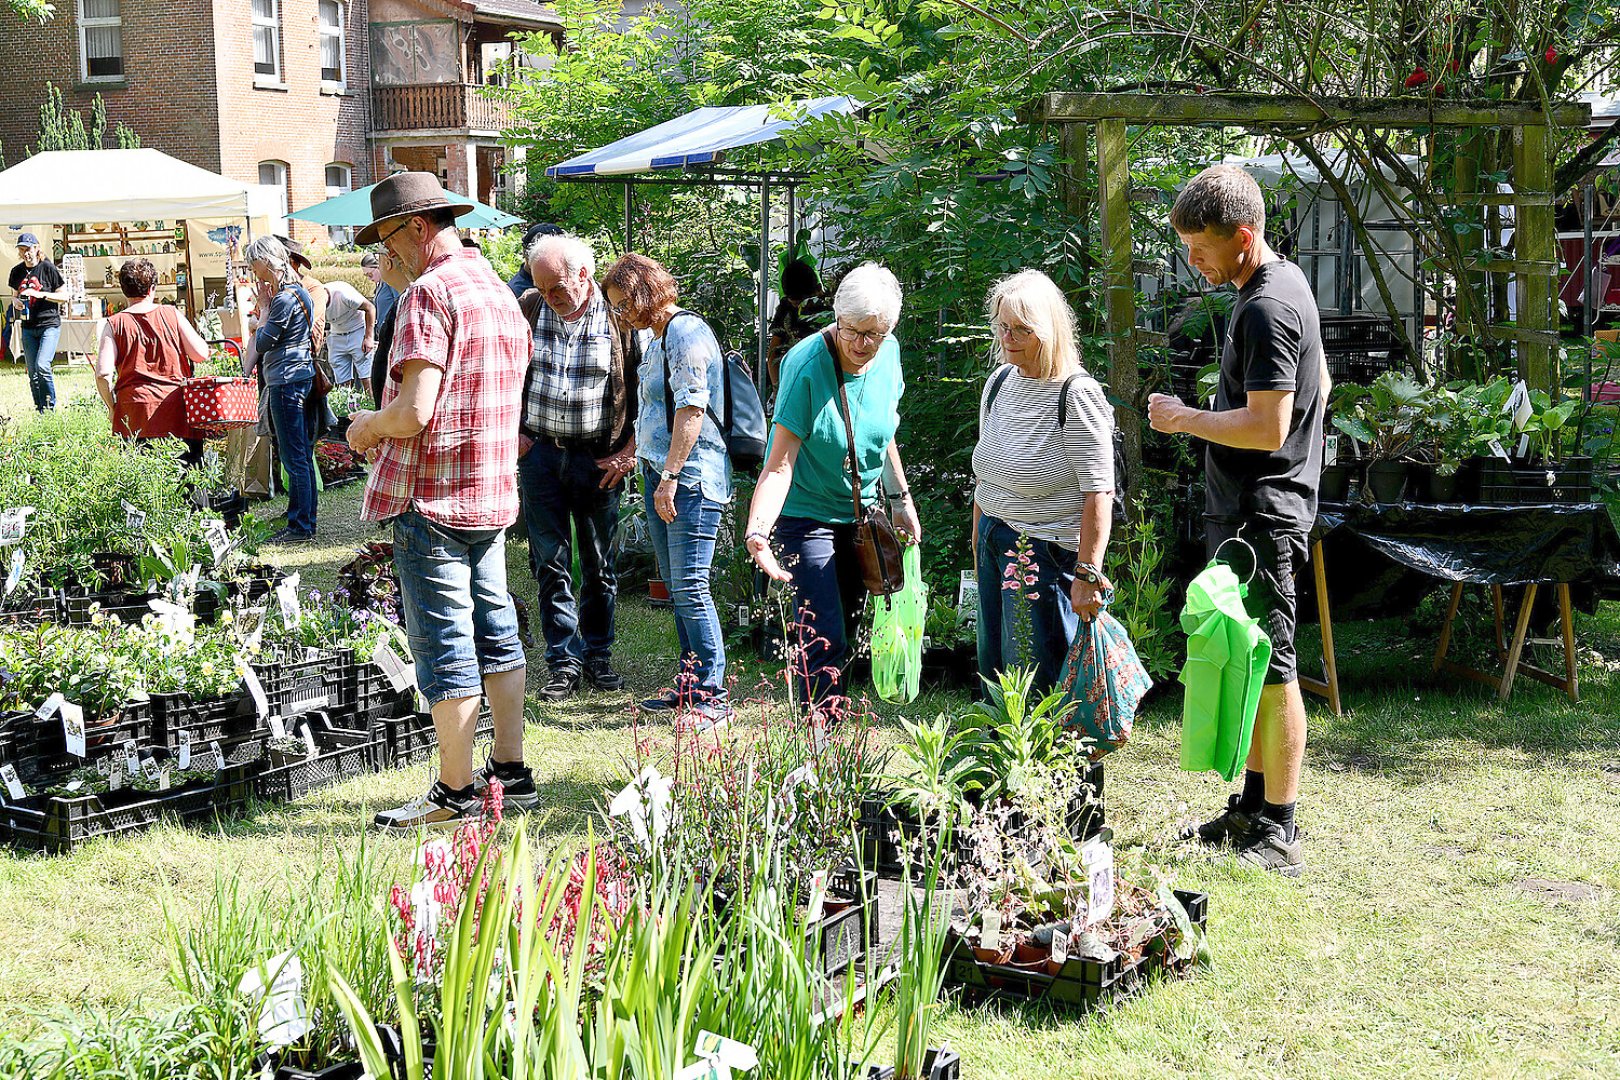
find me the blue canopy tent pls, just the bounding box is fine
[545,97,858,379]
[288,183,522,229]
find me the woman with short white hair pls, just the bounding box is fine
[972,268,1115,694]
[243,234,320,544]
[745,262,920,712]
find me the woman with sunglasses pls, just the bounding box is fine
[744,262,919,714]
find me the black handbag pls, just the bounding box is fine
[825,330,905,595]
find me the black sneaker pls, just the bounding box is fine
[584,658,625,691]
[1236,819,1306,877]
[1179,794,1259,849]
[639,690,681,712]
[469,757,539,812]
[269,528,316,545]
[372,780,477,832]
[537,666,581,702]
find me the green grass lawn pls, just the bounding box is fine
[2,360,1619,1077]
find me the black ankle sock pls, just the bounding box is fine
[1262,800,1297,842]
[438,780,476,799]
[1238,770,1266,814]
[489,757,527,778]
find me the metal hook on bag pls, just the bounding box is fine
[1211,529,1259,587]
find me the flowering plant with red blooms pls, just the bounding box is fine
[315,440,365,483]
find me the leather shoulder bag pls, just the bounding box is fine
[823,328,905,595]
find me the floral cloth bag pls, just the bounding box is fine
[1058,588,1153,757]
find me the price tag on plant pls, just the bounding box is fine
[203,518,231,565]
[0,763,25,801]
[274,573,301,628]
[981,910,1002,952]
[241,665,270,721]
[693,1030,758,1074]
[141,755,161,784]
[158,765,171,791]
[372,637,416,693]
[806,869,829,923]
[238,951,310,1047]
[297,720,318,757]
[121,499,147,531]
[123,739,140,777]
[108,765,124,791]
[34,692,64,721]
[210,740,224,770]
[1081,837,1115,927]
[0,507,34,547]
[5,549,25,596]
[177,730,192,769]
[60,700,86,758]
[1052,927,1070,966]
[268,714,287,740]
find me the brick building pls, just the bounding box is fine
[0,0,559,244]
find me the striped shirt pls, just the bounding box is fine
[971,366,1114,548]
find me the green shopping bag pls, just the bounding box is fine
[1177,560,1271,781]
[871,543,925,703]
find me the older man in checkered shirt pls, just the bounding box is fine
[346,172,537,832]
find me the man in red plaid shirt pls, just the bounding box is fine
[347,173,537,831]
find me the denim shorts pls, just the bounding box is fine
[391,509,526,705]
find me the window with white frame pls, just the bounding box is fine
[318,0,345,87]
[252,0,281,80]
[78,0,123,82]
[325,163,353,245]
[259,161,289,236]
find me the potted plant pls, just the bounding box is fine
[1329,373,1425,503]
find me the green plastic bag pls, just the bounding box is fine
[871,544,925,703]
[1177,561,1271,781]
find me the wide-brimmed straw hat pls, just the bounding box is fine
[356,172,474,246]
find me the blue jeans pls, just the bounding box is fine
[773,516,865,708]
[975,514,1080,697]
[518,441,621,671]
[20,324,59,411]
[643,464,726,703]
[392,509,526,706]
[268,377,318,536]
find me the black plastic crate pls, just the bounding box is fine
[0,590,63,626]
[814,867,880,979]
[59,588,160,627]
[1478,456,1594,506]
[344,653,415,725]
[253,726,384,802]
[1320,312,1405,385]
[2,699,156,783]
[363,707,493,769]
[865,1049,961,1080]
[149,690,260,753]
[939,888,1209,1012]
[1,762,256,854]
[255,648,348,718]
[230,564,287,606]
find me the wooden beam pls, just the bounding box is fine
[1097,118,1142,513]
[1449,191,1555,206]
[1513,123,1559,391]
[1025,92,1589,129]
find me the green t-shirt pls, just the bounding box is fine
[770,330,904,524]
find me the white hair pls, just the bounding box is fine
[832,262,903,330]
[527,233,595,280]
[243,235,295,283]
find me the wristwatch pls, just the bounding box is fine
[659,468,679,484]
[1076,562,1104,585]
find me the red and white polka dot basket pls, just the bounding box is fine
[182,377,259,439]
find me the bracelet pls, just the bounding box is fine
[745,529,769,544]
[1076,562,1104,585]
[888,488,911,501]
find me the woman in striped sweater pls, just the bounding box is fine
[971,269,1116,695]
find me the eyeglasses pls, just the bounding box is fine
[610,298,631,317]
[994,322,1036,341]
[377,218,412,249]
[836,325,885,347]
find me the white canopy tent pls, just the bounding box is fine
[0,148,278,225]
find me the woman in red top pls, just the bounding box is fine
[94,259,211,466]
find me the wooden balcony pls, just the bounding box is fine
[371,83,513,133]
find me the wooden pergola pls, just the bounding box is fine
[1026,92,1593,715]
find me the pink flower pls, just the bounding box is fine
[1024,573,1038,585]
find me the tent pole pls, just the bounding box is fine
[786,182,796,253]
[624,183,633,253]
[758,175,771,384]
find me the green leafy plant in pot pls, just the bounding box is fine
[1330,373,1425,504]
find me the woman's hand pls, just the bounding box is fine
[1070,569,1114,621]
[892,494,921,543]
[746,531,791,582]
[653,477,678,523]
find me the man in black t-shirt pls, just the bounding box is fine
[8,233,69,412]
[1148,165,1326,877]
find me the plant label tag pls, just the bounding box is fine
[268,714,286,740]
[108,766,124,791]
[0,507,34,546]
[0,763,24,801]
[148,598,194,638]
[674,1061,724,1080]
[177,730,192,769]
[408,879,443,941]
[5,549,25,596]
[782,763,816,791]
[210,740,224,770]
[957,570,977,620]
[1051,928,1070,966]
[274,574,301,627]
[64,779,85,794]
[1516,433,1531,459]
[372,638,415,693]
[183,565,201,595]
[202,449,220,473]
[238,606,268,651]
[158,765,171,791]
[141,755,161,783]
[415,689,429,713]
[297,721,318,757]
[238,950,310,1047]
[123,739,140,776]
[1082,837,1115,927]
[1324,433,1340,464]
[981,911,1002,952]
[203,518,231,564]
[807,869,829,923]
[95,755,110,777]
[121,499,147,531]
[1489,439,1510,461]
[693,1031,758,1073]
[241,666,269,720]
[35,692,65,721]
[60,700,86,758]
[1508,379,1532,430]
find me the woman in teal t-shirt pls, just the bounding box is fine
[743,263,921,712]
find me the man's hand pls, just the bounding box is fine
[1070,569,1114,621]
[346,409,381,455]
[363,334,376,355]
[595,443,637,489]
[518,433,535,458]
[746,532,792,582]
[1148,392,1196,436]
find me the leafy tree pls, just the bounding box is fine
[34,83,139,153]
[6,0,54,22]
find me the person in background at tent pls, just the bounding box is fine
[243,235,319,545]
[744,262,920,715]
[517,234,639,702]
[604,251,731,727]
[276,236,328,356]
[94,258,211,468]
[322,276,376,396]
[507,222,564,300]
[8,233,69,411]
[346,172,533,831]
[972,269,1115,696]
[767,255,830,391]
[1149,164,1328,878]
